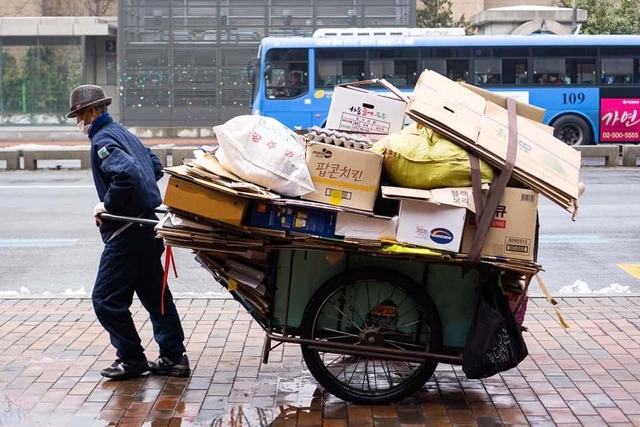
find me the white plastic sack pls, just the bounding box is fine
[214,115,315,197]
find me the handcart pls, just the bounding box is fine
[103,211,534,405]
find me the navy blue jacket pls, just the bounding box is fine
[89,113,163,241]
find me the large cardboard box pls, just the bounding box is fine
[326,79,407,134]
[460,187,539,261]
[163,176,249,226]
[335,212,397,241]
[302,142,383,211]
[244,201,337,238]
[382,186,475,252]
[407,70,581,211]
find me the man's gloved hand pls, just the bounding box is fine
[93,202,108,226]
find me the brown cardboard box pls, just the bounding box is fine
[302,142,383,211]
[163,176,249,226]
[326,79,407,134]
[407,70,581,212]
[460,187,538,261]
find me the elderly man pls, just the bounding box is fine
[67,85,190,380]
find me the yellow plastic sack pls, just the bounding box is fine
[371,123,495,190]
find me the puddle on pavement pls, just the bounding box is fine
[212,390,328,427]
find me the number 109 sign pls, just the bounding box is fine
[600,98,640,142]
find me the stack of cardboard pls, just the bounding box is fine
[406,70,581,213]
[153,73,586,318]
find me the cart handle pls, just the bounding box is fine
[98,213,159,226]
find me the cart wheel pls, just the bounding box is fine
[300,267,443,404]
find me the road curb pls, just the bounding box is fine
[1,145,638,171]
[0,146,200,170]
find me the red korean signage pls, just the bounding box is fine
[600,98,640,142]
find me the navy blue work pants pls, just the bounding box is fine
[92,225,186,362]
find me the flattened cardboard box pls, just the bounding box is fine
[326,79,407,134]
[409,70,581,203]
[460,187,538,261]
[163,176,249,227]
[302,142,383,211]
[335,212,398,241]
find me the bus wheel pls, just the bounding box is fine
[552,115,593,146]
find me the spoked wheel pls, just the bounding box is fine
[300,267,443,404]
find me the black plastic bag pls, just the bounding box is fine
[462,277,529,379]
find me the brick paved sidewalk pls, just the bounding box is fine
[2,297,640,427]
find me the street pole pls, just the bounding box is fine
[571,0,578,34]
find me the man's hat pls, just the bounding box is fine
[67,85,112,118]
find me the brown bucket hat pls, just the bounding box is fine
[67,85,113,118]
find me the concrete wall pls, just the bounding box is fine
[85,35,119,122]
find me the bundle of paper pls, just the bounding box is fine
[155,212,266,251]
[406,70,581,213]
[165,153,280,200]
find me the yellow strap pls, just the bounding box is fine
[535,274,569,329]
[227,278,238,292]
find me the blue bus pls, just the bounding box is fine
[248,33,640,145]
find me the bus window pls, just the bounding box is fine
[475,58,501,85]
[501,59,528,85]
[566,58,596,85]
[448,59,469,83]
[316,49,365,87]
[264,48,308,98]
[422,59,446,75]
[601,58,634,84]
[421,59,469,82]
[533,58,566,85]
[368,48,418,87]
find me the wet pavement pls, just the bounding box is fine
[2,297,640,426]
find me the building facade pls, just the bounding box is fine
[119,0,416,129]
[0,0,117,126]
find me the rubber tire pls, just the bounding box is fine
[300,267,443,405]
[552,114,593,146]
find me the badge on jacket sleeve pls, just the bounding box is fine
[98,147,110,160]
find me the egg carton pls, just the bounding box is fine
[306,126,374,150]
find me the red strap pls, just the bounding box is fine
[161,245,178,315]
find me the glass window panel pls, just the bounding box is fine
[502,58,528,85]
[602,58,634,84]
[532,47,597,57]
[566,58,596,85]
[422,59,446,75]
[447,59,470,83]
[475,58,501,85]
[265,48,308,98]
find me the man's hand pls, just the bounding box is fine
[93,202,108,226]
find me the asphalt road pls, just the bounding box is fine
[0,167,639,297]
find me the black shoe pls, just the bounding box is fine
[100,358,149,380]
[149,354,191,377]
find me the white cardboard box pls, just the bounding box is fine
[302,142,383,211]
[382,186,475,252]
[396,201,466,252]
[326,79,407,135]
[335,212,398,241]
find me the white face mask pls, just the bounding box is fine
[77,120,91,135]
[77,112,91,135]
